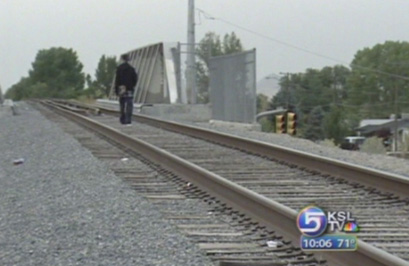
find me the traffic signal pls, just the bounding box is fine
[286,112,297,135]
[275,114,286,133]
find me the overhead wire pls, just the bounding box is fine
[196,8,409,116]
[196,8,409,81]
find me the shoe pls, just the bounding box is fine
[125,124,132,127]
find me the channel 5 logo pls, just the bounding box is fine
[297,205,359,237]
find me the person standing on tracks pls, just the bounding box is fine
[115,54,138,125]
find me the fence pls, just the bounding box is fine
[209,49,256,123]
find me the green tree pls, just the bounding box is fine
[5,77,32,100]
[259,117,274,132]
[321,65,350,104]
[94,55,117,97]
[269,73,299,111]
[83,55,117,99]
[346,41,409,119]
[6,47,85,100]
[257,93,274,132]
[257,93,269,113]
[323,105,349,144]
[303,106,325,141]
[82,74,98,98]
[222,32,243,55]
[29,47,85,98]
[195,61,210,103]
[269,65,350,135]
[28,82,50,98]
[195,31,244,103]
[196,32,223,67]
[0,84,3,103]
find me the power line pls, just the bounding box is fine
[197,8,345,64]
[196,8,409,82]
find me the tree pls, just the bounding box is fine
[29,47,85,98]
[257,93,269,113]
[6,47,85,100]
[195,32,244,103]
[28,82,50,98]
[94,55,117,97]
[0,84,3,103]
[321,65,350,104]
[256,93,275,132]
[269,73,299,111]
[323,105,349,144]
[269,65,350,134]
[303,106,325,141]
[346,41,409,119]
[83,55,117,99]
[195,62,210,103]
[5,47,85,100]
[223,32,243,55]
[196,32,223,67]
[5,77,32,100]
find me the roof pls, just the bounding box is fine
[359,119,393,127]
[356,119,409,135]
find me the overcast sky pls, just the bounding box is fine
[2,0,409,92]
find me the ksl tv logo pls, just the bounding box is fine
[297,205,359,237]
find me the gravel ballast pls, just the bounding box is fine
[193,121,409,178]
[125,104,409,178]
[0,103,212,266]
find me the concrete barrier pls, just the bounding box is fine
[209,119,261,131]
[140,104,211,122]
[96,99,211,122]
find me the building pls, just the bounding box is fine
[356,115,409,150]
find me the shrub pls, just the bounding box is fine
[398,133,409,152]
[360,137,386,154]
[319,139,338,148]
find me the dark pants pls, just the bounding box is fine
[119,95,133,124]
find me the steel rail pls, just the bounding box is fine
[121,112,409,200]
[42,101,409,266]
[42,100,91,115]
[66,99,409,200]
[51,100,102,115]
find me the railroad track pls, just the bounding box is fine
[36,100,409,266]
[36,101,324,266]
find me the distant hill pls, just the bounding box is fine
[257,75,280,100]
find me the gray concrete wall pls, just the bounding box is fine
[140,104,211,122]
[96,100,211,122]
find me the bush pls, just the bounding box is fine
[259,117,274,132]
[360,137,386,154]
[398,133,409,152]
[319,139,338,148]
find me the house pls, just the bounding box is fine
[356,115,409,150]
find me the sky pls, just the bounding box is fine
[2,0,409,93]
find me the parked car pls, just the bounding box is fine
[340,136,366,150]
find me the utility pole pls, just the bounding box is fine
[394,86,399,152]
[186,0,196,104]
[286,73,290,110]
[332,68,337,105]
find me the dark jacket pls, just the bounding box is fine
[115,62,138,95]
